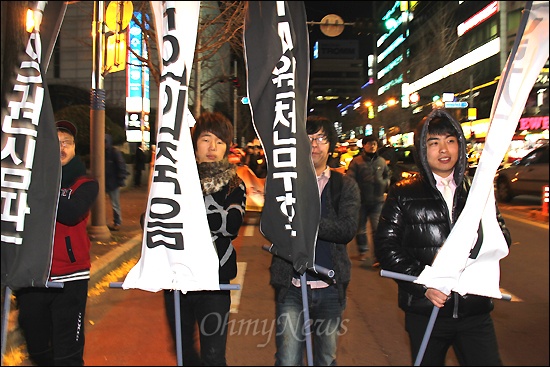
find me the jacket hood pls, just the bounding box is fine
[413,109,468,188]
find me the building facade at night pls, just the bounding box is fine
[341,1,548,149]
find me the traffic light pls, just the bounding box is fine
[232,77,240,88]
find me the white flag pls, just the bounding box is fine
[416,1,549,298]
[122,1,221,293]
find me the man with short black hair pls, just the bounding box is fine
[374,109,511,365]
[270,115,360,366]
[105,134,128,231]
[346,134,390,266]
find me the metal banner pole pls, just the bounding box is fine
[380,269,511,365]
[300,272,314,366]
[174,291,183,366]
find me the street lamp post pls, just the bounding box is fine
[88,0,110,241]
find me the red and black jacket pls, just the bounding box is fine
[50,176,98,282]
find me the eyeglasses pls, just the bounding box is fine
[308,135,329,145]
[59,140,74,148]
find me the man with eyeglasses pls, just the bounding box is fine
[270,115,360,365]
[15,120,98,365]
[346,135,391,267]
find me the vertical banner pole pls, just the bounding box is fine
[174,292,183,366]
[300,273,314,366]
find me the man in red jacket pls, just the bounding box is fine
[15,120,99,366]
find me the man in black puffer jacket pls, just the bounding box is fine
[375,109,511,366]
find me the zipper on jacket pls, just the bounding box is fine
[65,236,76,263]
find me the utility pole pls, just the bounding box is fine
[233,59,238,145]
[88,0,110,241]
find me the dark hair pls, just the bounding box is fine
[362,135,378,144]
[424,115,459,137]
[306,115,338,152]
[191,111,233,157]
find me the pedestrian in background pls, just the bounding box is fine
[374,109,511,365]
[105,133,128,231]
[242,141,254,165]
[133,143,146,187]
[15,120,99,366]
[163,111,246,366]
[346,135,390,266]
[245,138,267,178]
[147,144,156,192]
[270,115,360,366]
[339,142,360,171]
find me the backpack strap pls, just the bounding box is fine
[71,176,95,190]
[329,169,344,214]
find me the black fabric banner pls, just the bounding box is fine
[244,1,320,275]
[1,2,66,289]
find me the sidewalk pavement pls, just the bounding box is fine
[88,185,149,288]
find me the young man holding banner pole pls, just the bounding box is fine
[15,121,98,366]
[270,116,360,365]
[375,110,512,365]
[375,1,548,364]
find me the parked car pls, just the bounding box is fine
[494,143,549,202]
[378,145,419,185]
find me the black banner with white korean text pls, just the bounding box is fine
[244,1,320,274]
[1,1,67,289]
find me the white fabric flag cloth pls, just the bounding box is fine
[416,1,549,298]
[122,1,220,293]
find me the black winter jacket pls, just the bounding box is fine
[105,134,128,191]
[346,151,390,204]
[374,110,512,318]
[270,170,360,304]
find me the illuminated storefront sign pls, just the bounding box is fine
[126,12,150,143]
[519,116,549,131]
[457,1,498,37]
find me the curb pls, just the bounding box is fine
[90,233,143,287]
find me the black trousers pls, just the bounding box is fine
[164,289,231,366]
[134,167,142,187]
[16,280,89,366]
[405,311,502,366]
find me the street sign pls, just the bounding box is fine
[445,101,468,108]
[105,1,133,32]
